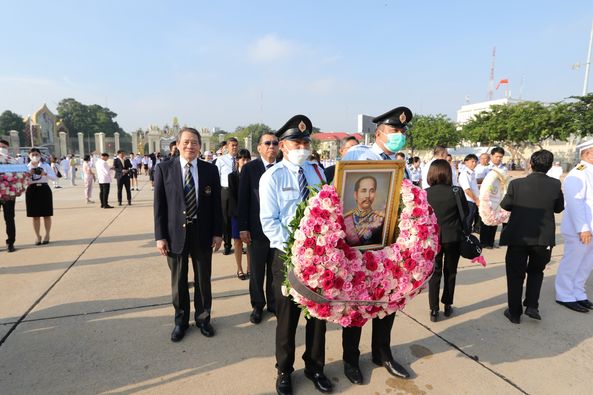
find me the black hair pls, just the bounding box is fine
[491,146,505,156]
[84,154,91,161]
[236,148,251,160]
[427,159,452,186]
[227,137,239,144]
[258,132,277,144]
[464,154,478,162]
[177,127,202,145]
[530,149,554,173]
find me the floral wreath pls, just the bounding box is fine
[0,152,29,203]
[479,168,510,226]
[282,179,440,327]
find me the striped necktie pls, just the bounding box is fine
[231,156,237,172]
[298,167,309,202]
[184,163,197,219]
[380,152,391,160]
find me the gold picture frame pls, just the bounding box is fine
[334,160,406,250]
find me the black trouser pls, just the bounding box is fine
[272,249,325,374]
[0,200,16,246]
[505,245,551,318]
[99,183,111,207]
[249,237,276,310]
[166,221,213,326]
[480,224,498,247]
[117,176,131,204]
[342,312,396,365]
[466,202,477,232]
[428,241,461,311]
[220,187,232,250]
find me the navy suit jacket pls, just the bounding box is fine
[154,157,223,255]
[238,158,269,241]
[114,157,132,179]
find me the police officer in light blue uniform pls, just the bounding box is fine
[259,115,331,395]
[340,106,413,385]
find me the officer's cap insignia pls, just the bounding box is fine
[298,121,306,132]
[399,112,407,124]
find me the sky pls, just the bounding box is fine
[1,0,593,133]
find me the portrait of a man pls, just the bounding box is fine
[343,175,386,247]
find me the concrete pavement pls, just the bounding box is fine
[1,173,592,394]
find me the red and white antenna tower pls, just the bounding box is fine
[488,46,496,100]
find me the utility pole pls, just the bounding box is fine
[488,47,496,100]
[583,18,593,95]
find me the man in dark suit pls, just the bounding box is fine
[238,132,279,324]
[154,127,223,342]
[113,150,133,206]
[500,149,564,323]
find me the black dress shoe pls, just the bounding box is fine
[276,373,292,395]
[304,370,333,393]
[444,305,453,317]
[343,361,363,384]
[104,204,114,208]
[7,244,15,253]
[503,308,520,324]
[524,307,541,320]
[196,321,215,337]
[250,307,263,324]
[170,324,188,342]
[577,299,593,310]
[430,309,438,322]
[223,248,232,255]
[556,300,589,313]
[372,357,410,379]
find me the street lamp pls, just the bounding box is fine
[28,114,34,147]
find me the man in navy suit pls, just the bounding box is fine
[154,127,223,342]
[238,132,280,324]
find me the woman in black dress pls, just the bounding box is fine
[228,149,251,280]
[26,148,57,245]
[426,159,468,322]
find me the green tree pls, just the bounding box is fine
[0,110,25,135]
[56,98,125,138]
[408,114,458,150]
[229,123,272,152]
[567,93,593,137]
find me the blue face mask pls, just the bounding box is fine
[384,132,406,153]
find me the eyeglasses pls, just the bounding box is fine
[262,141,279,146]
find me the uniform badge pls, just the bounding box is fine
[399,112,407,124]
[298,121,306,132]
[205,186,212,195]
[576,164,585,171]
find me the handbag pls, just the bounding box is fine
[452,187,482,259]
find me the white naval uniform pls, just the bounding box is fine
[259,160,326,251]
[555,160,593,302]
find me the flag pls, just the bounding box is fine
[496,79,509,90]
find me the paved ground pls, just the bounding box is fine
[0,172,592,395]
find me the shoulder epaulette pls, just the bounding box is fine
[576,164,586,171]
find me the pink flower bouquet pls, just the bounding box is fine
[283,180,440,327]
[0,154,29,202]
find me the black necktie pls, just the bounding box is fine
[298,167,309,202]
[184,163,197,219]
[266,163,273,169]
[380,152,391,160]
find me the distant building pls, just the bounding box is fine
[22,103,69,157]
[311,132,363,160]
[456,98,522,125]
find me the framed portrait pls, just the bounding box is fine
[334,160,406,250]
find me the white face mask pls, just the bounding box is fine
[29,154,41,163]
[287,148,311,166]
[0,147,8,156]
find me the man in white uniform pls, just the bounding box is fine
[546,161,563,180]
[421,146,448,189]
[555,140,593,313]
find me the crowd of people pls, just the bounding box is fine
[2,106,592,394]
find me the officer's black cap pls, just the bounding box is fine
[275,115,313,141]
[372,106,413,129]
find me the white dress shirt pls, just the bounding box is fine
[215,153,236,187]
[95,158,112,184]
[458,167,479,203]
